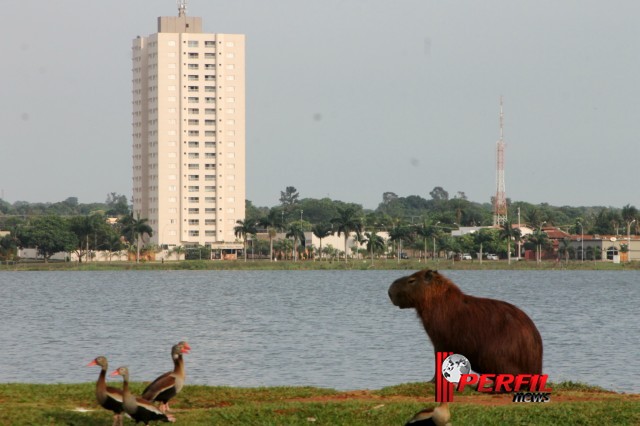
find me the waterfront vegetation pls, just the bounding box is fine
[0,381,637,425]
[2,188,640,265]
[3,257,640,271]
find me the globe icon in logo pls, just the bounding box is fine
[441,354,472,384]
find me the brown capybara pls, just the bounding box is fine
[388,269,543,376]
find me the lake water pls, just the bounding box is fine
[0,270,637,393]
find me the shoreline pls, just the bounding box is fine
[3,258,640,271]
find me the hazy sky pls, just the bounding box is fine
[2,1,639,210]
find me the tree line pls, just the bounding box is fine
[1,187,639,262]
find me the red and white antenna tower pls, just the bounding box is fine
[493,96,508,226]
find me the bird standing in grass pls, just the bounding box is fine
[111,366,175,425]
[87,356,124,426]
[142,341,191,413]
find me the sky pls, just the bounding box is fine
[2,1,639,210]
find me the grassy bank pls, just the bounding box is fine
[2,258,640,271]
[0,382,637,425]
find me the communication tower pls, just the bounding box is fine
[493,97,508,226]
[178,0,187,17]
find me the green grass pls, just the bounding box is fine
[3,258,640,271]
[0,382,637,425]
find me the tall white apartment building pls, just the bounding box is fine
[132,4,245,250]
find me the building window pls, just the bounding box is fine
[188,40,199,47]
[188,141,199,148]
[188,230,200,237]
[205,175,215,181]
[188,86,199,92]
[188,130,199,136]
[188,64,199,69]
[205,208,216,214]
[205,86,215,92]
[205,197,215,203]
[188,153,199,159]
[204,97,215,104]
[188,97,199,103]
[188,108,199,114]
[188,186,199,192]
[204,108,215,115]
[188,119,199,125]
[188,174,199,181]
[205,41,215,47]
[188,164,199,170]
[188,197,199,203]
[205,75,215,81]
[188,75,199,81]
[188,208,200,214]
[189,219,200,225]
[205,186,216,192]
[205,120,215,126]
[204,52,215,59]
[204,131,215,137]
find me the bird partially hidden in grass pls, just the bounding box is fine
[405,402,451,426]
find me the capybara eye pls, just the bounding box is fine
[408,278,416,284]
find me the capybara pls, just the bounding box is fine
[388,269,543,376]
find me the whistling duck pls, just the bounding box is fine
[87,356,124,426]
[405,402,451,426]
[141,341,191,413]
[111,366,175,425]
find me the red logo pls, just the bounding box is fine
[435,352,552,403]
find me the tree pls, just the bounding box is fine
[285,221,305,261]
[234,219,257,262]
[499,221,521,265]
[473,228,495,263]
[20,216,77,262]
[331,206,363,262]
[105,192,130,217]
[429,186,449,201]
[312,223,333,261]
[259,210,282,261]
[364,231,385,262]
[119,213,153,263]
[388,222,413,261]
[279,186,300,210]
[527,228,549,263]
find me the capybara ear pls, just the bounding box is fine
[424,269,438,282]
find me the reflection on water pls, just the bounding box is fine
[0,270,637,393]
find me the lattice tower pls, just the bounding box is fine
[493,97,508,226]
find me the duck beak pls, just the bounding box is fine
[86,360,98,367]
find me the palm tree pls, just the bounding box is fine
[528,228,548,263]
[259,210,282,262]
[171,245,185,261]
[330,206,362,263]
[499,221,521,265]
[119,213,153,263]
[285,222,305,261]
[558,237,571,263]
[312,223,333,261]
[364,231,385,263]
[388,223,413,262]
[234,219,257,262]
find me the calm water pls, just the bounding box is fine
[0,270,637,393]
